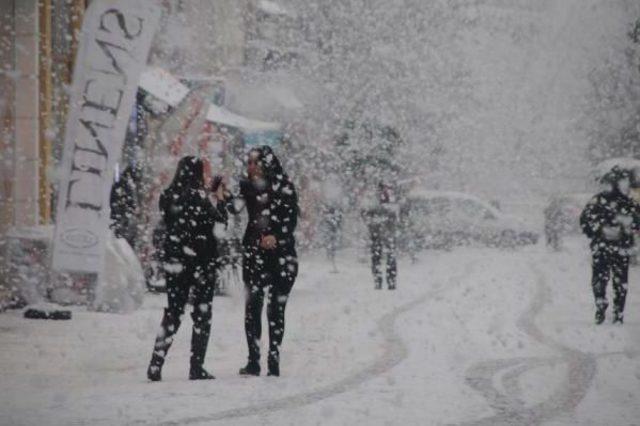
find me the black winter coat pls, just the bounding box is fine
[159,188,227,267]
[238,177,298,254]
[580,189,640,251]
[362,203,399,238]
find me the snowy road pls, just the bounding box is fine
[1,241,639,425]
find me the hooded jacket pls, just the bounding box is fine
[580,177,640,251]
[238,146,298,254]
[160,156,227,266]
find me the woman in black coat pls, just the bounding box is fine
[233,146,299,377]
[147,156,227,381]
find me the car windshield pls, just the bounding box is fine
[409,197,450,215]
[451,198,495,221]
[406,196,497,225]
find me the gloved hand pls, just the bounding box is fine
[602,225,622,241]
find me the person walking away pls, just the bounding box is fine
[147,156,228,381]
[362,182,399,290]
[580,167,640,324]
[231,146,299,377]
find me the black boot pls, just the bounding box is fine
[595,307,605,325]
[239,361,261,376]
[189,315,213,380]
[613,311,624,324]
[267,355,280,377]
[189,366,215,380]
[374,278,382,290]
[147,354,163,382]
[148,309,182,382]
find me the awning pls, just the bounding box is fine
[138,67,190,107]
[139,67,281,132]
[206,104,281,131]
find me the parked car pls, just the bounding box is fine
[399,190,539,251]
[543,193,592,250]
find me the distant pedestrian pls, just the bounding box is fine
[321,174,345,271]
[362,181,399,290]
[322,202,343,270]
[580,167,640,324]
[109,165,142,249]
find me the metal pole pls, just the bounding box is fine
[38,0,52,224]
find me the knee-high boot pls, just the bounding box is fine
[189,307,215,380]
[148,308,182,381]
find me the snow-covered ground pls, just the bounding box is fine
[1,238,639,425]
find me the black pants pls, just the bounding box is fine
[150,260,215,369]
[243,248,297,364]
[591,249,629,317]
[370,228,397,288]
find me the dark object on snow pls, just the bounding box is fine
[23,308,72,320]
[580,168,640,325]
[362,182,399,290]
[147,156,228,381]
[230,145,299,377]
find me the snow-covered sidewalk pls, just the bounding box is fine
[1,242,639,425]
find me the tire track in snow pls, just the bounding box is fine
[460,262,597,426]
[160,296,426,424]
[157,259,480,425]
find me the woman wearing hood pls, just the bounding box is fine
[147,156,228,381]
[232,145,299,377]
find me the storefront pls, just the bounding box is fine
[0,0,87,308]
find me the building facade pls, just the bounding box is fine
[1,0,85,307]
[1,0,86,235]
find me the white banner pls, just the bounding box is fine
[52,1,160,274]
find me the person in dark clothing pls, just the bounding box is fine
[322,203,343,267]
[580,167,640,325]
[362,182,399,290]
[231,146,299,377]
[109,165,141,249]
[147,156,228,381]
